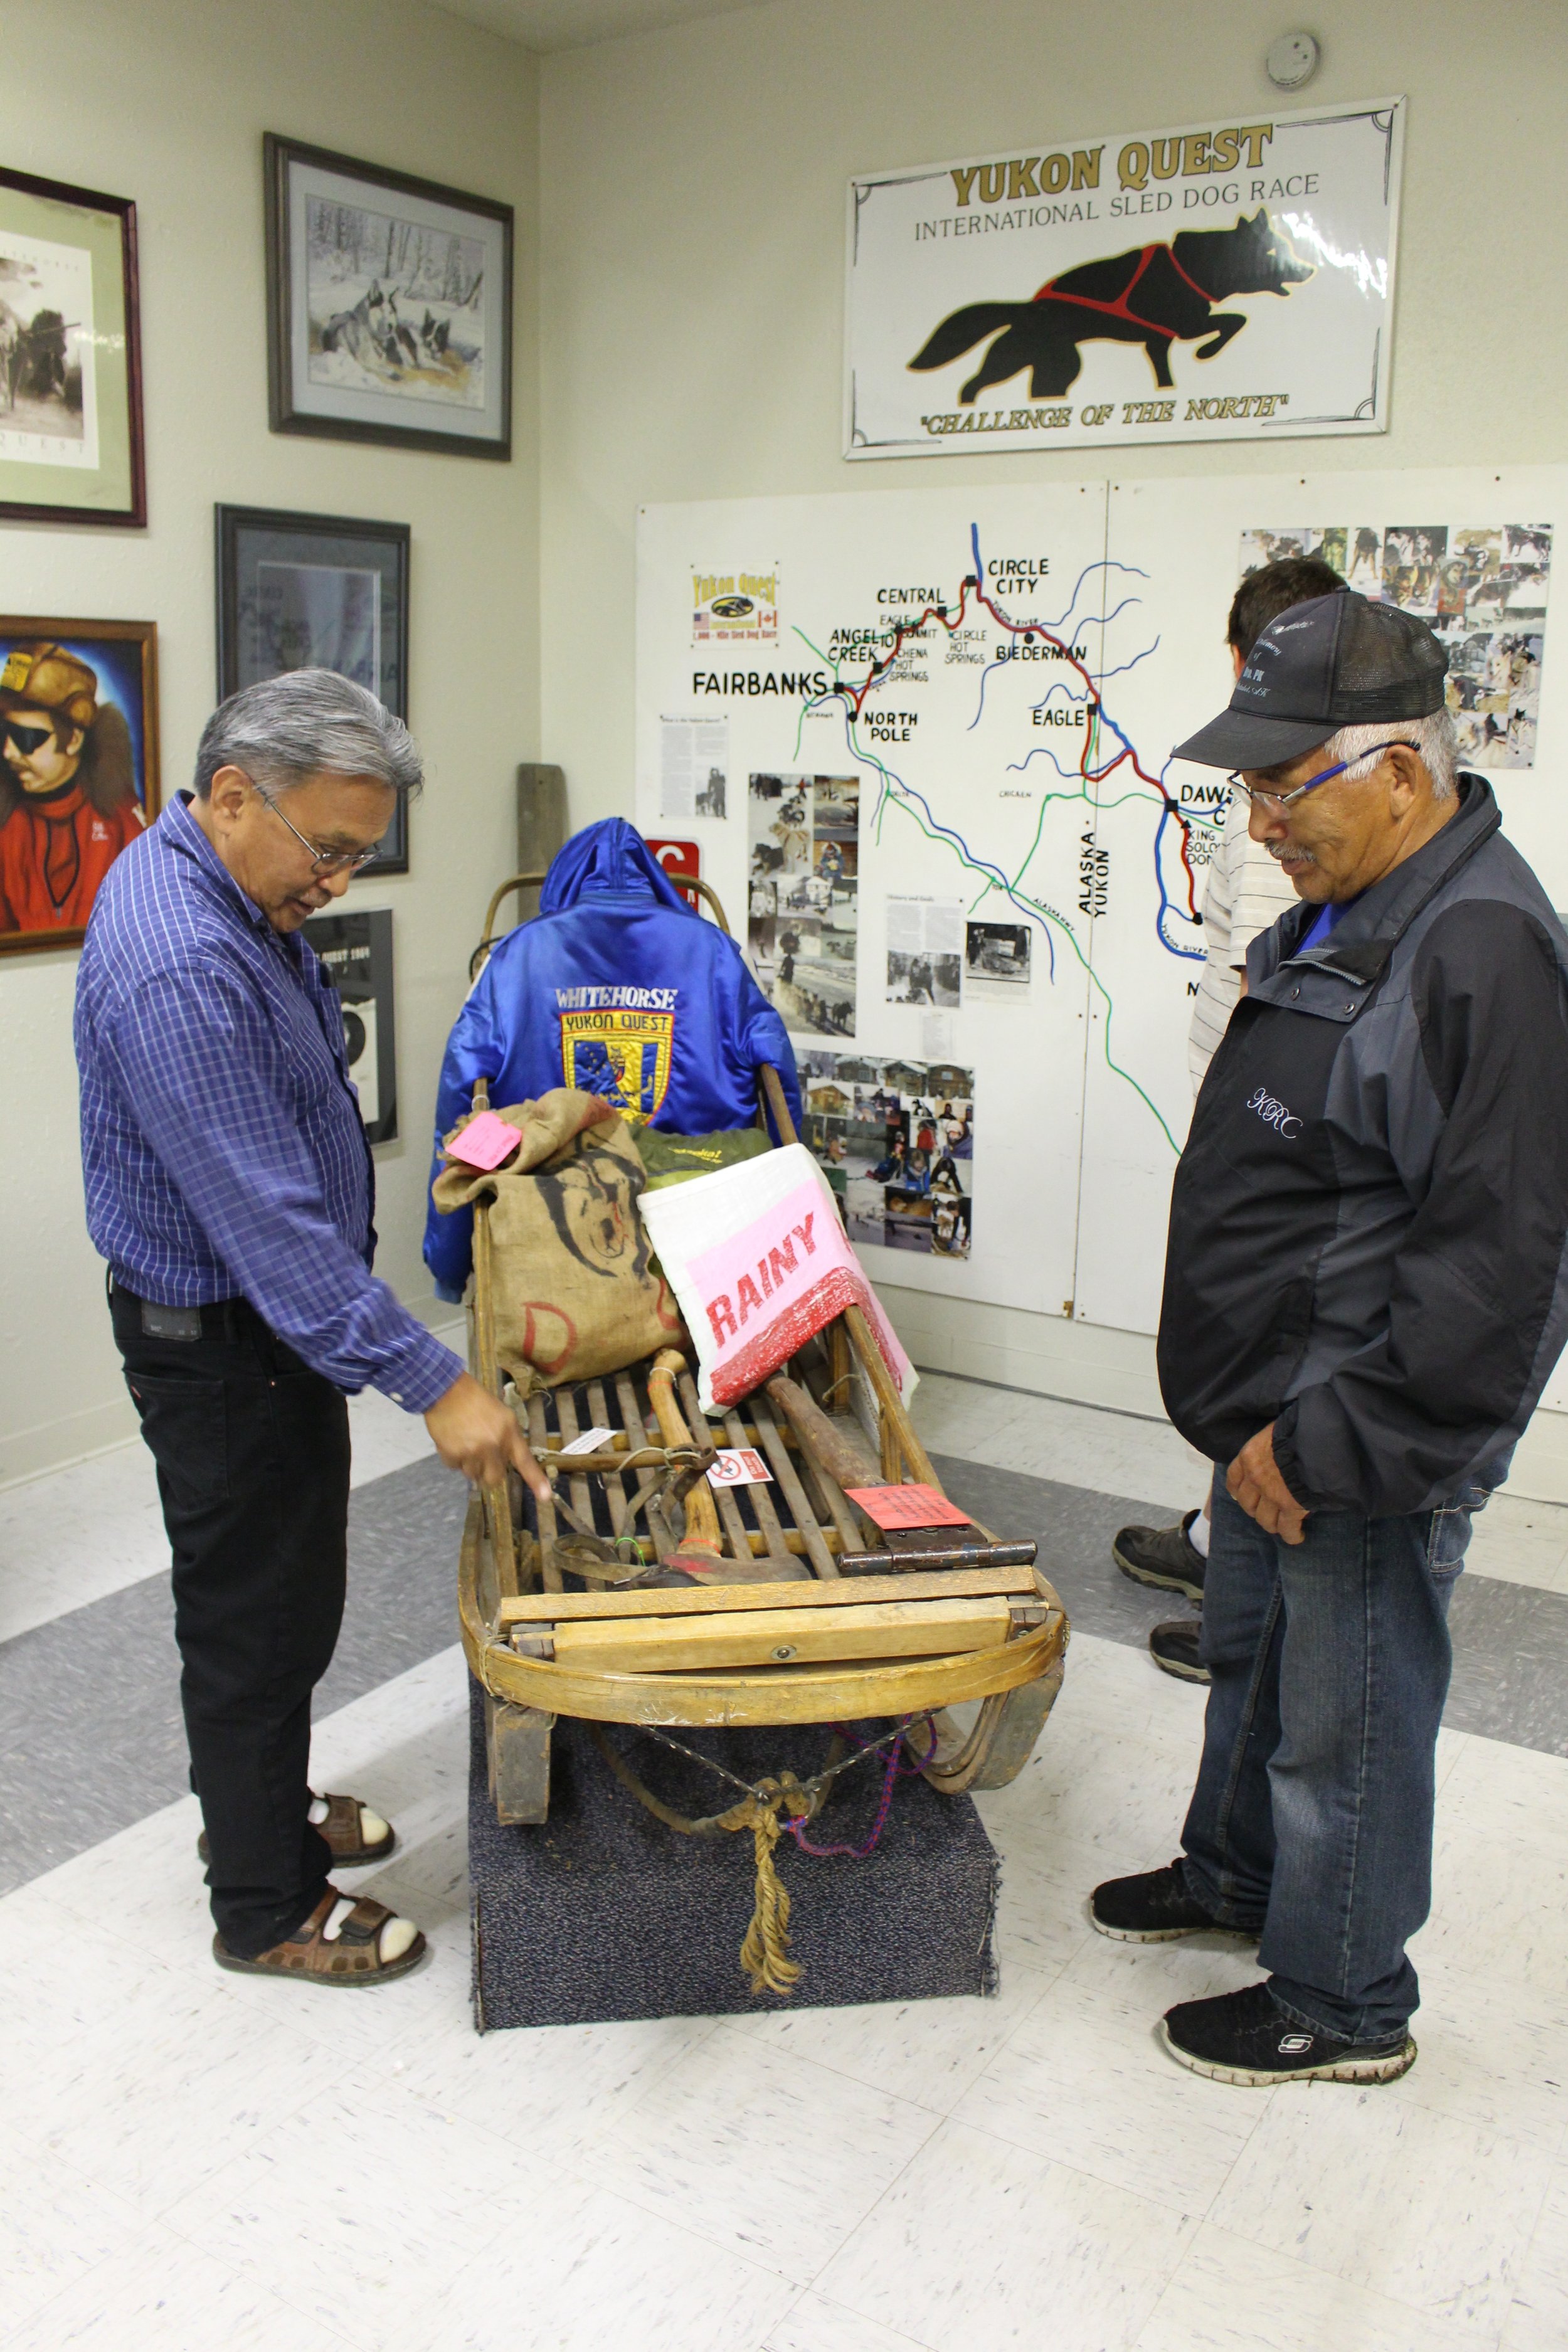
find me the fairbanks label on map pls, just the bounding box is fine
[635,469,1565,1350]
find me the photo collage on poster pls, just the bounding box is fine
[1241,524,1551,768]
[747,773,858,1036]
[801,1051,973,1259]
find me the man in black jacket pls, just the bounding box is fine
[1091,588,1568,2087]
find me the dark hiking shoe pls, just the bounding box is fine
[1113,1509,1206,1601]
[1160,1981,1417,2086]
[1090,1860,1256,1944]
[1150,1616,1209,1683]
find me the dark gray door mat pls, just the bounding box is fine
[467,1679,1000,2030]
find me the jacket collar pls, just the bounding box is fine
[1263,773,1499,990]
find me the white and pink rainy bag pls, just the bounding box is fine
[638,1142,917,1413]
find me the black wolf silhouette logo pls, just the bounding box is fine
[909,210,1312,403]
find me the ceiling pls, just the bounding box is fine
[430,0,771,52]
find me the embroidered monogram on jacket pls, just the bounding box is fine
[1247,1086,1302,1136]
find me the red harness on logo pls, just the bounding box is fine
[1031,243,1212,341]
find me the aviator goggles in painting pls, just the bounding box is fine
[1,719,56,758]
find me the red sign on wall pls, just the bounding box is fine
[645,836,701,910]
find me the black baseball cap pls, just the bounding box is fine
[1174,588,1450,771]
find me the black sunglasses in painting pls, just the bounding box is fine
[2,718,55,758]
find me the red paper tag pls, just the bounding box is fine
[844,1483,973,1531]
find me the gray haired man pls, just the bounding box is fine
[1092,591,1568,2085]
[75,672,546,1987]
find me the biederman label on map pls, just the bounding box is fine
[844,98,1405,460]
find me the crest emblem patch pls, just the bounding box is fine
[559,1005,675,1123]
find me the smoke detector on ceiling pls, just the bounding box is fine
[1266,30,1320,89]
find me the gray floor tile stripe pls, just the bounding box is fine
[0,1454,469,1896]
[0,1444,1563,1900]
[928,1451,1568,1759]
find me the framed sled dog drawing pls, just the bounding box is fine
[263,134,513,460]
[844,98,1406,458]
[0,166,146,527]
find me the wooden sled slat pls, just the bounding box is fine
[549,1595,1013,1675]
[501,1564,1041,1624]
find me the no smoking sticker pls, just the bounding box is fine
[707,1448,773,1487]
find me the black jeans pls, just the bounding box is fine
[112,1284,351,1958]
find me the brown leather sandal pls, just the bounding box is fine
[213,1888,426,1986]
[198,1791,396,1870]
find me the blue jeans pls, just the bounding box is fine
[1180,1453,1510,2042]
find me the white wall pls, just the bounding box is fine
[0,0,539,1483]
[533,0,1568,1496]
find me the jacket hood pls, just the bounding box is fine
[539,817,693,916]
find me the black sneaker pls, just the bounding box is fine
[1160,1981,1417,2086]
[1113,1509,1206,1601]
[1150,1616,1209,1683]
[1090,1860,1256,1943]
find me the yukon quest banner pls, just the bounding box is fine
[845,98,1405,460]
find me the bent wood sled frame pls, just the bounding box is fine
[454,885,1068,1831]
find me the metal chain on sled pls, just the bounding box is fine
[587,1715,936,1998]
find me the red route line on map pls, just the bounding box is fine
[830,571,1200,919]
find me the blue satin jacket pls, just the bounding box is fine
[423,819,802,1300]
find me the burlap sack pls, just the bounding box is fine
[432,1090,684,1390]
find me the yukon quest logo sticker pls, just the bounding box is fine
[693,569,778,643]
[1248,1085,1301,1136]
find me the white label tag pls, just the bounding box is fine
[558,1426,616,1457]
[707,1447,773,1487]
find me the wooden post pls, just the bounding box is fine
[485,1693,554,1825]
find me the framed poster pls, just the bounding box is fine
[0,620,158,956]
[0,166,145,526]
[845,98,1404,458]
[302,907,397,1144]
[263,134,512,460]
[215,504,410,874]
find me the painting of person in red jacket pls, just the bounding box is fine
[0,630,157,951]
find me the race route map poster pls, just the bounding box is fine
[846,98,1404,458]
[636,467,1565,1343]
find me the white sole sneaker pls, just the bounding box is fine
[1158,2018,1417,2085]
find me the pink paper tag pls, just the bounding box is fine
[448,1111,524,1172]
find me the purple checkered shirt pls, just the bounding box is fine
[74,793,462,1411]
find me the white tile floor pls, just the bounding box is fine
[4,1371,1568,2348]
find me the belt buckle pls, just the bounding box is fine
[139,1300,203,1342]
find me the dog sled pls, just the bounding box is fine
[453,867,1069,1988]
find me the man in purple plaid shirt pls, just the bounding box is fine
[75,670,546,1989]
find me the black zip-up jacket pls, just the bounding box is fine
[1158,775,1568,1517]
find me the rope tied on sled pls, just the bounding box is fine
[587,1719,936,1996]
[736,1777,810,1996]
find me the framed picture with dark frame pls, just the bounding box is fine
[215,503,411,874]
[302,907,398,1145]
[263,133,512,461]
[0,166,146,527]
[0,617,159,956]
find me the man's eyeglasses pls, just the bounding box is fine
[1229,739,1418,812]
[260,789,382,876]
